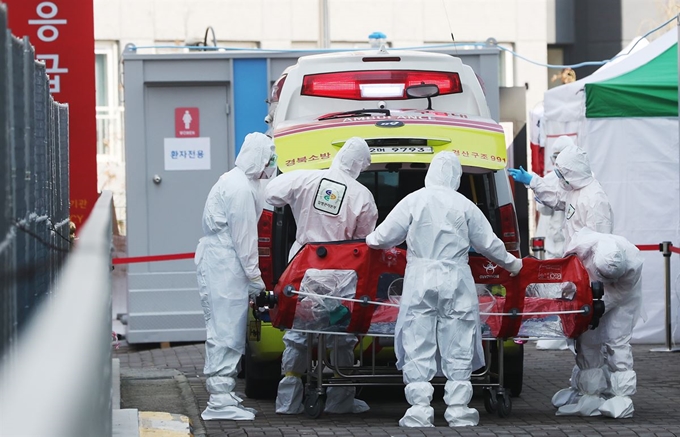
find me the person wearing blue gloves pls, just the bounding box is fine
[509,136,615,415]
[508,137,612,250]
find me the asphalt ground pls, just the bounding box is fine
[114,341,680,437]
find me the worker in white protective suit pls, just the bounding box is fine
[509,138,614,402]
[508,138,613,250]
[195,132,277,421]
[365,151,522,427]
[534,136,571,259]
[265,137,378,415]
[553,228,643,418]
[533,137,570,350]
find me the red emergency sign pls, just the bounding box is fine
[175,107,200,137]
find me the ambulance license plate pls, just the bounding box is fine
[369,146,433,154]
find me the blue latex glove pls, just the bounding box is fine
[508,166,533,185]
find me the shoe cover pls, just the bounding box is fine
[399,382,434,427]
[556,368,606,416]
[275,376,304,414]
[443,380,479,427]
[206,375,237,395]
[201,405,256,421]
[556,394,604,416]
[203,376,258,420]
[598,370,636,418]
[599,396,634,418]
[324,387,370,414]
[536,339,569,350]
[551,388,581,408]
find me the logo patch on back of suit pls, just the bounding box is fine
[313,178,347,215]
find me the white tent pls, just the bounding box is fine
[542,29,680,344]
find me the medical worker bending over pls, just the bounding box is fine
[555,229,644,418]
[509,137,613,250]
[195,132,277,421]
[265,137,378,415]
[365,151,522,427]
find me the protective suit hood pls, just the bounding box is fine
[550,135,573,165]
[552,135,573,155]
[235,132,275,179]
[330,137,371,179]
[425,151,461,191]
[554,144,593,190]
[594,241,627,282]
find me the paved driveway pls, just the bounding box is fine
[115,342,680,436]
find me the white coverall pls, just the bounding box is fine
[534,136,572,259]
[195,132,276,421]
[528,140,615,400]
[265,137,378,415]
[365,152,522,428]
[529,141,613,251]
[534,136,570,350]
[554,229,643,418]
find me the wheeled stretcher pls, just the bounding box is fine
[259,240,604,418]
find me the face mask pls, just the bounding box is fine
[261,153,278,179]
[554,167,573,191]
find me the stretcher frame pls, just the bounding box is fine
[268,242,603,419]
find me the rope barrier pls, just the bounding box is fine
[112,252,194,265]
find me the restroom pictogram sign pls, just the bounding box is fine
[175,107,200,137]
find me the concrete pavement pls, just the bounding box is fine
[114,342,680,436]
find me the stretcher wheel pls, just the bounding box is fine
[496,392,512,418]
[483,389,497,414]
[304,391,326,418]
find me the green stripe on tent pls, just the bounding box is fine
[585,44,678,118]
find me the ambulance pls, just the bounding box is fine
[246,47,524,399]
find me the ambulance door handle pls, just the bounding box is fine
[153,174,162,184]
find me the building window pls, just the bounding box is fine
[548,46,567,89]
[94,41,124,158]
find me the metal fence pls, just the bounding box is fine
[0,191,113,437]
[0,4,71,361]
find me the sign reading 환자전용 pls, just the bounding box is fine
[164,137,211,171]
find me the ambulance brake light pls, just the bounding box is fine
[301,70,462,100]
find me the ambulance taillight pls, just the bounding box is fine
[499,203,520,256]
[301,70,462,100]
[257,210,274,290]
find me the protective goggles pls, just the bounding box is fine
[553,168,569,186]
[267,153,278,168]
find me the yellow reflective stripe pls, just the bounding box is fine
[285,371,302,377]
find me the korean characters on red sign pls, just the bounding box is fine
[30,2,67,93]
